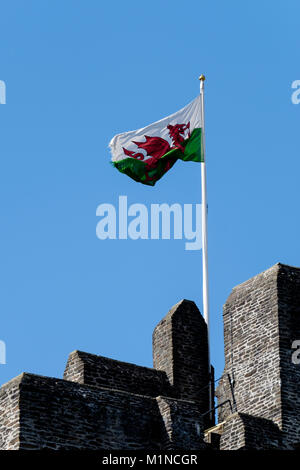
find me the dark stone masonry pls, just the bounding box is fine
[0,263,299,450]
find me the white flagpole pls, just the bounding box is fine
[199,74,212,417]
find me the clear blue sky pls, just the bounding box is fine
[0,1,299,388]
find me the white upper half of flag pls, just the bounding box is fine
[109,95,202,162]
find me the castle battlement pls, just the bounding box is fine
[0,264,299,450]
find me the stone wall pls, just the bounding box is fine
[0,375,21,450]
[153,299,211,427]
[7,373,162,450]
[219,413,282,450]
[0,299,211,451]
[1,264,299,451]
[216,264,283,426]
[64,350,172,398]
[0,372,208,450]
[216,263,300,450]
[277,264,300,447]
[156,396,207,450]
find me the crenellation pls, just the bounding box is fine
[0,262,299,450]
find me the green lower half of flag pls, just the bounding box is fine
[112,128,202,186]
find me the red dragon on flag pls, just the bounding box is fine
[122,122,191,179]
[110,95,202,185]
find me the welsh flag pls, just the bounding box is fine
[109,95,203,186]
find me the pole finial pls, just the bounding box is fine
[199,74,206,81]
